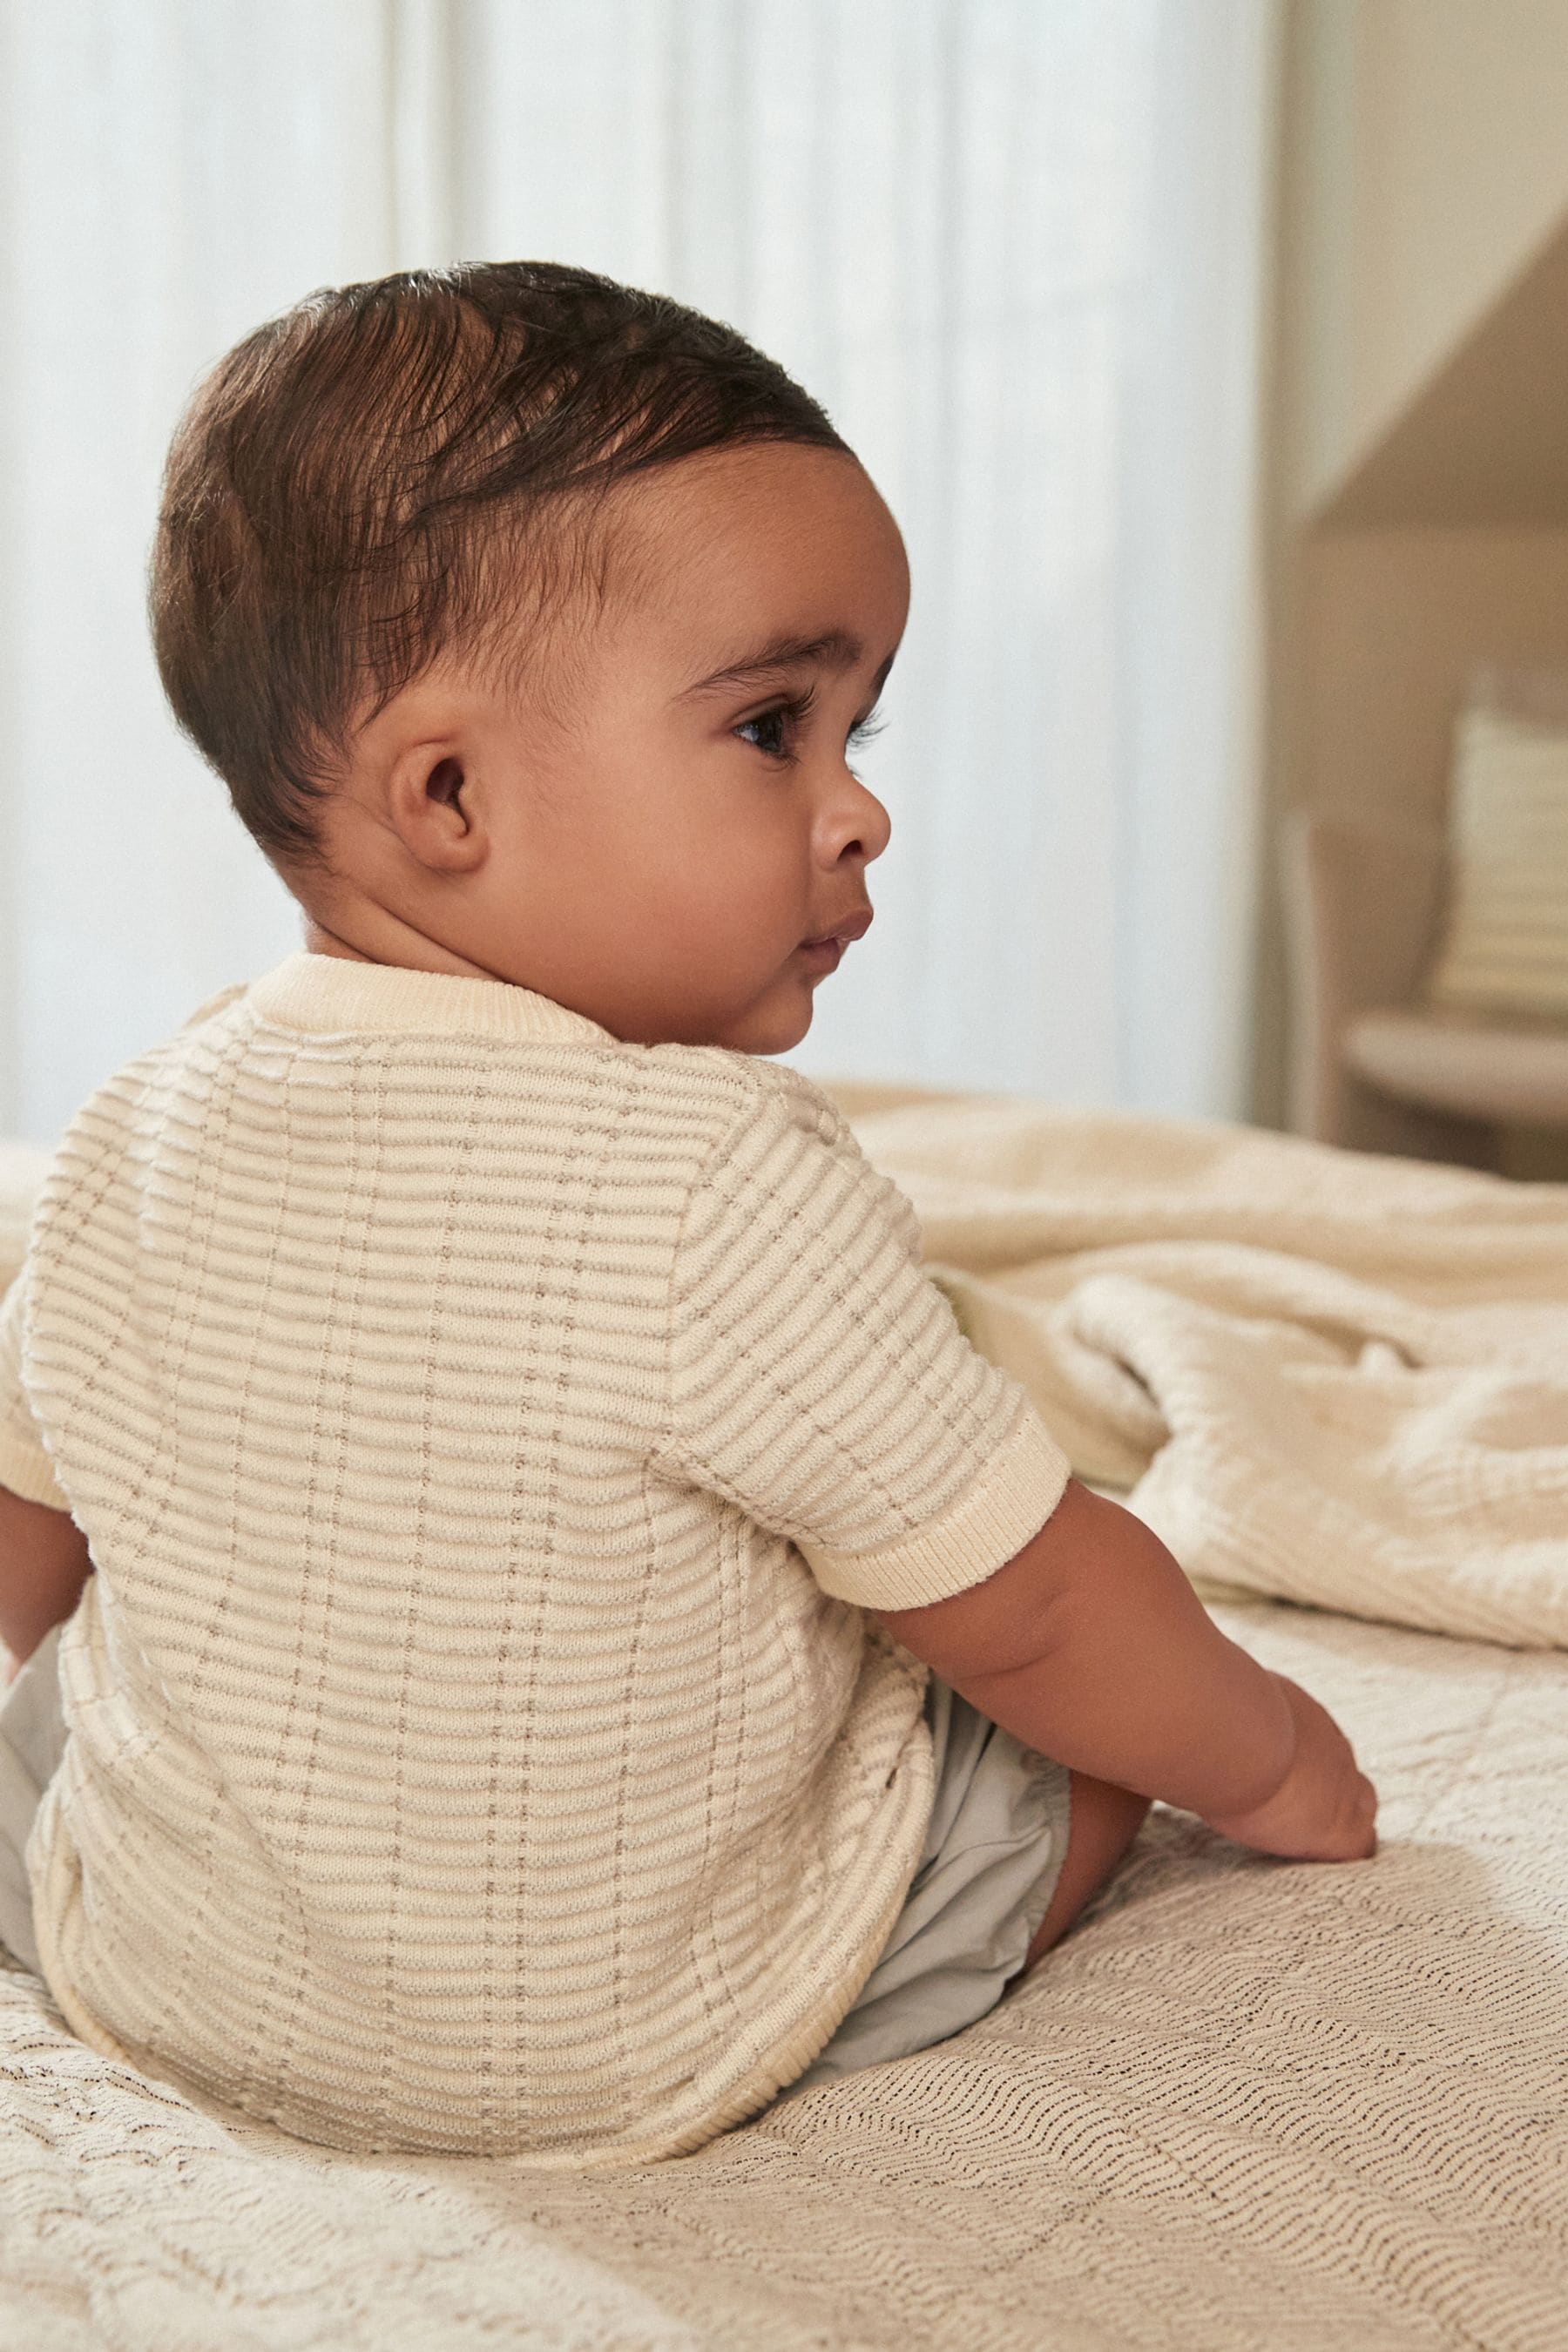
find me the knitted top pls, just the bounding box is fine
[0,952,1071,2164]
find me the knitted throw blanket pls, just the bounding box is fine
[827,1085,1568,1651]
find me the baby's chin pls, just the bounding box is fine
[697,972,818,1058]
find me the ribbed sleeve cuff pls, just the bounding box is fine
[0,1427,71,1511]
[799,1403,1073,1610]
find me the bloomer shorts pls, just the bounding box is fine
[774,1673,1071,2100]
[0,1627,1072,2096]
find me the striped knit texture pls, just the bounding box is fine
[0,953,1070,2163]
[1428,702,1568,1017]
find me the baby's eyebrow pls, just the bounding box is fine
[679,629,865,697]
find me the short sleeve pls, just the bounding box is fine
[659,1070,1071,1610]
[0,1269,71,1511]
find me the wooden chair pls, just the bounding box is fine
[1281,808,1568,1166]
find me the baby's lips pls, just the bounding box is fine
[802,906,874,950]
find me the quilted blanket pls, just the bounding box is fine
[0,1104,1565,2349]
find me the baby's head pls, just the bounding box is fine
[152,261,907,1053]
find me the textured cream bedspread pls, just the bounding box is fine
[1,1597,1563,2350]
[1,1112,1565,2349]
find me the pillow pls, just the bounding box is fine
[1427,698,1568,1020]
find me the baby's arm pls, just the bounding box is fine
[0,1481,92,1674]
[870,1477,1376,1862]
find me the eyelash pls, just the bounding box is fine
[734,688,886,764]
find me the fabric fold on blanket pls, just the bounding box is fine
[823,1085,1568,1651]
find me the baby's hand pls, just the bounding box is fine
[1203,1673,1378,1862]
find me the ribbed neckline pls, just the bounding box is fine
[246,952,621,1048]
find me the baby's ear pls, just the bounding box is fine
[386,739,489,874]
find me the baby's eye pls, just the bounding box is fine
[734,706,794,760]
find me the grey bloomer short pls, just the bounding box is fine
[0,1625,61,1979]
[774,1672,1071,2099]
[0,1628,1071,2099]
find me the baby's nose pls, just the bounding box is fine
[839,781,891,864]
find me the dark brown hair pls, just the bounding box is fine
[150,260,849,871]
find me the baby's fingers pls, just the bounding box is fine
[1316,1769,1378,1862]
[1346,1770,1379,1860]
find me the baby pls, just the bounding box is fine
[0,262,1376,2166]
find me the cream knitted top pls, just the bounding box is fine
[0,952,1071,2165]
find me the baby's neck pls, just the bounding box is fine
[299,914,496,983]
[301,919,372,963]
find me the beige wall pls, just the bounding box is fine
[1254,0,1568,1132]
[1281,0,1568,519]
[1297,531,1568,823]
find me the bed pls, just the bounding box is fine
[1,1092,1564,2351]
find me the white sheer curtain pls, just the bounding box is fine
[0,0,1279,1148]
